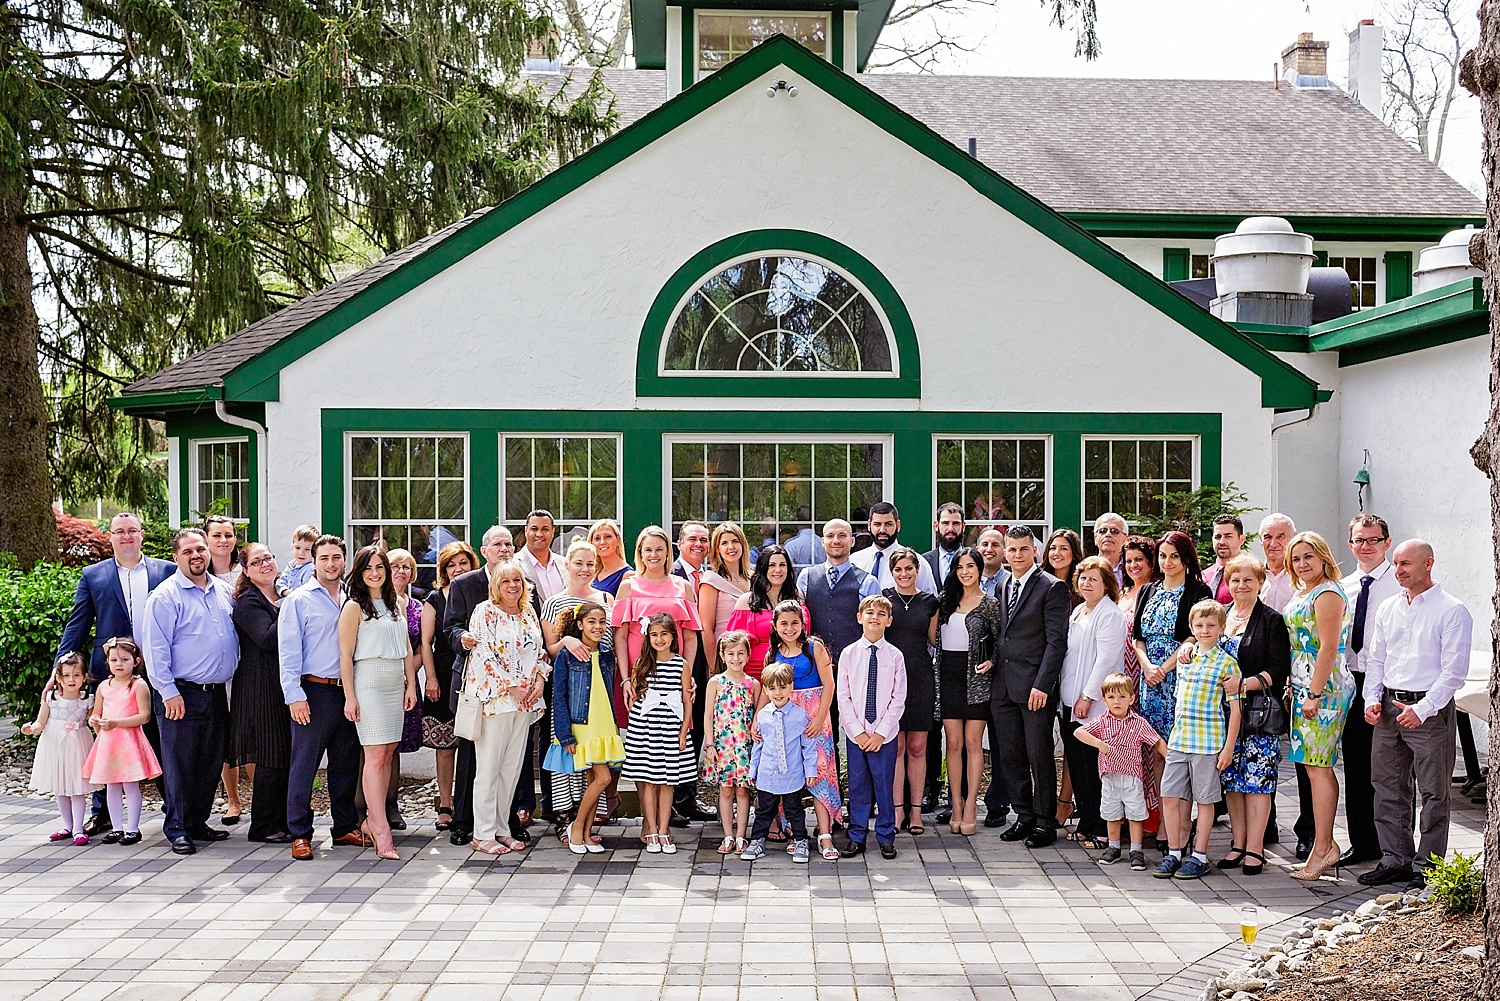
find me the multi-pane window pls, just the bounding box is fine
[347,434,467,566]
[501,435,620,540]
[698,13,827,78]
[664,255,892,374]
[1082,437,1196,529]
[669,438,886,553]
[1191,254,1214,279]
[194,440,249,520]
[1327,255,1377,309]
[934,437,1050,544]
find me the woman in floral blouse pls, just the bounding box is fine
[463,561,545,855]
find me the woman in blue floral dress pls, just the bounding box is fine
[1283,531,1352,882]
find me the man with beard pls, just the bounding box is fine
[921,503,965,811]
[852,502,936,593]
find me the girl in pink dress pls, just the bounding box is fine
[81,638,162,844]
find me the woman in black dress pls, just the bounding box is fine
[417,541,477,831]
[883,547,938,835]
[229,543,291,842]
[936,548,1001,837]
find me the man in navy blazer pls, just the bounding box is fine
[55,512,176,833]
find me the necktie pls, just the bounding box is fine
[1213,566,1225,601]
[828,564,839,590]
[1351,574,1375,655]
[765,708,787,772]
[1008,577,1021,616]
[871,550,884,582]
[865,645,879,723]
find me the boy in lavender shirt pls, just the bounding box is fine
[741,661,819,864]
[837,595,907,860]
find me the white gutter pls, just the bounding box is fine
[1268,407,1316,513]
[215,398,268,539]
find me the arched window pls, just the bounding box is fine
[663,255,894,374]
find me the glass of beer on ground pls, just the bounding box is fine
[1240,905,1259,961]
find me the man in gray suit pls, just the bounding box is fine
[988,526,1070,849]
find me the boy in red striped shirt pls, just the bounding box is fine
[1074,674,1168,870]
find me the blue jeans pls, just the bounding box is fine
[846,736,898,845]
[154,682,228,842]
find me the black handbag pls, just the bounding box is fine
[1241,676,1288,737]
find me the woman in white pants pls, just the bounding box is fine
[464,562,546,855]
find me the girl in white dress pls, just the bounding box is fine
[21,653,101,845]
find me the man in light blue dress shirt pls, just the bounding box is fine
[141,529,239,855]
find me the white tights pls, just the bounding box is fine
[57,795,86,835]
[105,782,143,833]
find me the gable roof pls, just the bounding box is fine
[119,36,1321,410]
[569,67,1482,225]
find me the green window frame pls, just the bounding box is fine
[1081,436,1198,533]
[346,433,469,566]
[501,434,622,538]
[934,435,1051,544]
[192,438,250,521]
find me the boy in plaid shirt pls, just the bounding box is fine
[1074,673,1167,870]
[1154,599,1242,881]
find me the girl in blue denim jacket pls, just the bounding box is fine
[551,602,625,853]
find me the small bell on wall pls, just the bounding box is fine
[1353,449,1371,511]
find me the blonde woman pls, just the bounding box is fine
[699,522,752,675]
[588,519,634,597]
[1282,532,1352,882]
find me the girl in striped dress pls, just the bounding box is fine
[621,613,696,855]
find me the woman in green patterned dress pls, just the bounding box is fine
[1282,531,1352,882]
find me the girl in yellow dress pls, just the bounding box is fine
[551,602,625,854]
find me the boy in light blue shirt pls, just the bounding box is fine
[275,524,319,596]
[741,662,819,864]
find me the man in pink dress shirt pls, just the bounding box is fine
[837,595,908,860]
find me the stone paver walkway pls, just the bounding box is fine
[0,762,1484,1001]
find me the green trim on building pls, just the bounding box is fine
[112,37,1317,413]
[1068,212,1482,243]
[318,407,1223,544]
[165,412,260,539]
[108,385,223,414]
[636,228,921,397]
[633,0,884,72]
[1383,250,1413,302]
[1309,277,1486,365]
[1230,323,1312,353]
[1162,248,1189,282]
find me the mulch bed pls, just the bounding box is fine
[1269,903,1481,1000]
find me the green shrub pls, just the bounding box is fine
[1128,482,1259,557]
[0,563,82,718]
[1423,850,1484,914]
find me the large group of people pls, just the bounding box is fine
[26,501,1473,889]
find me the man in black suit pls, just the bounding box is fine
[989,526,1070,849]
[669,521,715,825]
[922,503,966,814]
[442,525,526,845]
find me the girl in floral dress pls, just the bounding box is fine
[702,630,759,854]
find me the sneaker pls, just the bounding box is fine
[1174,857,1211,880]
[792,839,810,864]
[1097,846,1122,865]
[1153,854,1181,879]
[740,838,766,861]
[1129,850,1148,871]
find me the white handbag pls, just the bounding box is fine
[454,678,482,741]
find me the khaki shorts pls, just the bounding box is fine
[1099,772,1148,822]
[1160,749,1222,804]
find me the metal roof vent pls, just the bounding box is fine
[1413,226,1483,294]
[1212,217,1315,296]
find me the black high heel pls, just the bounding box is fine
[1241,851,1266,875]
[1216,847,1247,870]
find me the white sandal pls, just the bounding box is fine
[661,835,678,855]
[644,833,662,854]
[717,836,735,854]
[735,837,748,854]
[819,833,839,861]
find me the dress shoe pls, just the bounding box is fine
[983,810,1008,829]
[920,794,936,812]
[102,830,125,844]
[449,829,472,847]
[1405,874,1428,892]
[1338,846,1383,867]
[1294,838,1312,862]
[509,827,533,844]
[170,837,196,855]
[934,808,953,826]
[1263,827,1281,845]
[251,832,293,844]
[189,826,231,842]
[878,842,897,860]
[840,840,866,858]
[1357,862,1414,886]
[999,820,1034,842]
[290,838,314,861]
[332,830,370,848]
[669,813,691,829]
[118,832,142,846]
[82,814,112,837]
[1024,828,1057,849]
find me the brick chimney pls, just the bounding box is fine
[1282,32,1330,87]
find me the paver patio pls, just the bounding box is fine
[0,757,1484,1001]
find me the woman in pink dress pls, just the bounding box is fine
[725,544,809,681]
[611,526,702,718]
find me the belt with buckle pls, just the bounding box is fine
[176,679,222,691]
[1388,689,1427,703]
[301,674,342,687]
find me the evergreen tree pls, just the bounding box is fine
[1,1,612,567]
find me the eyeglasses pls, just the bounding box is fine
[110,528,143,537]
[1094,527,1123,536]
[1350,536,1388,547]
[247,555,278,568]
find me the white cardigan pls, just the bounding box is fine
[1059,597,1128,721]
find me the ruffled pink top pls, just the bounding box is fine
[725,602,811,682]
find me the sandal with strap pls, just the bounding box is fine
[435,806,453,831]
[717,836,735,854]
[1241,851,1266,876]
[819,833,839,861]
[1217,847,1248,870]
[499,836,528,853]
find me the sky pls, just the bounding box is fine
[908,0,1484,194]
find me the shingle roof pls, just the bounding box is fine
[124,66,1481,397]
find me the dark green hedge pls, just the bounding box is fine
[0,563,82,719]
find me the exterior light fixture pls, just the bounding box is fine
[766,80,798,98]
[1353,449,1371,510]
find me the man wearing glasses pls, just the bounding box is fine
[56,511,176,836]
[1092,513,1128,582]
[1338,514,1400,868]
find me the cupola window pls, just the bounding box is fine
[697,13,828,79]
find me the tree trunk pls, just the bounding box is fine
[1461,6,1500,994]
[0,191,57,569]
